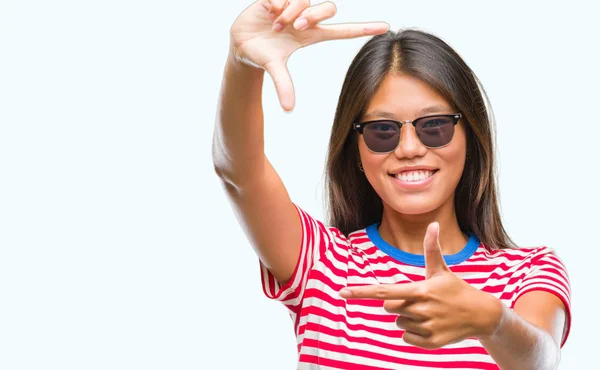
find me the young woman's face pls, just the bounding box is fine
[358,73,467,215]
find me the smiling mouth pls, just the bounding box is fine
[389,169,439,182]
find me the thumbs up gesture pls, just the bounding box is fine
[340,222,501,349]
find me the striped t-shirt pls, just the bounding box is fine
[259,204,572,369]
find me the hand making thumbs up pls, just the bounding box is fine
[340,222,502,349]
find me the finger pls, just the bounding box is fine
[269,0,290,18]
[340,282,423,300]
[273,0,310,30]
[313,21,390,42]
[383,300,428,320]
[424,222,449,279]
[383,299,408,314]
[402,331,441,350]
[395,316,431,337]
[292,1,336,30]
[263,59,295,112]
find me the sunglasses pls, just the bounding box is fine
[353,113,462,153]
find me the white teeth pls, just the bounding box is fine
[395,170,435,182]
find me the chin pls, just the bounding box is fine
[384,195,442,216]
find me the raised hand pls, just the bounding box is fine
[229,0,390,112]
[340,223,502,349]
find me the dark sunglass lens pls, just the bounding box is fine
[363,121,400,152]
[415,116,455,147]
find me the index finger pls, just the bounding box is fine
[340,281,423,300]
[314,21,390,42]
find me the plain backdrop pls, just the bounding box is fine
[1,0,598,369]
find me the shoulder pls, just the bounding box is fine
[322,224,376,258]
[470,243,568,273]
[480,243,569,277]
[479,243,561,261]
[293,203,369,242]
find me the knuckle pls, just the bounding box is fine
[415,285,429,299]
[430,338,444,349]
[374,285,388,299]
[420,321,434,336]
[272,0,285,12]
[430,334,448,349]
[412,305,428,318]
[277,14,293,23]
[279,2,305,23]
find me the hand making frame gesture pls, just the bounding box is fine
[229,0,390,111]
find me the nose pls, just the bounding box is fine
[393,123,427,159]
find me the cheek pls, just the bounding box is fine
[439,132,467,183]
[359,138,387,169]
[444,150,466,185]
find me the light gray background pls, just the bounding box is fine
[1,0,598,369]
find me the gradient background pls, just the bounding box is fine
[1,0,598,369]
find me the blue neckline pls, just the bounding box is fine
[365,223,480,266]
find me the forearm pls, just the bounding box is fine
[479,300,560,370]
[212,49,267,186]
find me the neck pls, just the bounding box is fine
[378,197,467,255]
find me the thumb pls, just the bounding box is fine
[424,222,448,279]
[264,59,295,113]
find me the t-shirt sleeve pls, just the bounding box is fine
[259,203,333,311]
[515,246,572,347]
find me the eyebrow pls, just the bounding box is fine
[362,104,452,120]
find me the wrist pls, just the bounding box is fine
[227,44,264,75]
[474,292,505,340]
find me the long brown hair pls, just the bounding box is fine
[324,28,516,250]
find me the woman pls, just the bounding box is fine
[213,0,571,368]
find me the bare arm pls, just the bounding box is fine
[212,51,301,285]
[212,0,388,285]
[478,291,567,370]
